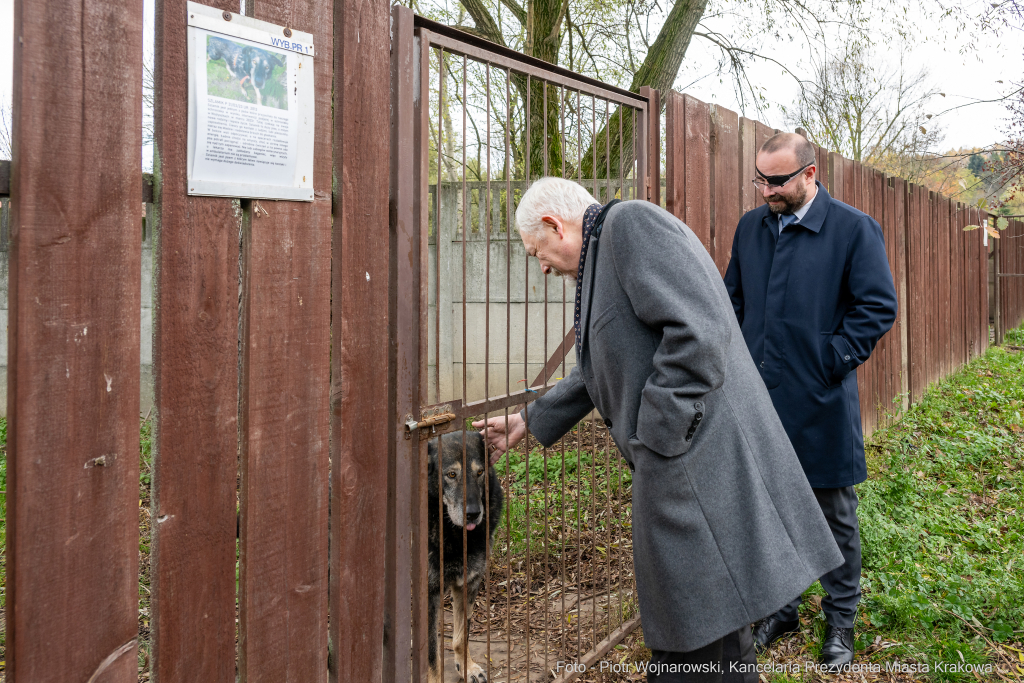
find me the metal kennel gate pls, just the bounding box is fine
[389,7,658,681]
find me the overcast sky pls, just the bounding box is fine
[0,0,1020,159]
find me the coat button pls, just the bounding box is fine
[604,418,612,428]
[844,355,851,361]
[760,361,765,368]
[685,434,693,441]
[694,401,704,411]
[695,412,703,421]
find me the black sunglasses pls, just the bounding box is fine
[752,162,813,190]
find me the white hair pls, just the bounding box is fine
[515,177,599,236]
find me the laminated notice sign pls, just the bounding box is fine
[186,3,314,201]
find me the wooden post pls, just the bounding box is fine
[7,0,142,680]
[237,1,333,682]
[330,0,392,680]
[994,217,1003,345]
[151,1,241,681]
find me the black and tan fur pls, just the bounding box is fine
[428,432,503,683]
[206,36,285,107]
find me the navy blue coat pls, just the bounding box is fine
[723,183,898,488]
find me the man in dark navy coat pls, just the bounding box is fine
[724,133,898,668]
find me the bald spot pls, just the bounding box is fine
[759,133,815,168]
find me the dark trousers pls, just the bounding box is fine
[646,627,757,683]
[775,486,861,628]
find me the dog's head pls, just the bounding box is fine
[428,431,489,530]
[248,48,285,90]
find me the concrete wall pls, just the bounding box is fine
[427,185,579,408]
[0,186,578,418]
[0,199,154,418]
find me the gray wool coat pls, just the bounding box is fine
[522,200,844,652]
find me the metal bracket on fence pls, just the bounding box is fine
[404,406,456,440]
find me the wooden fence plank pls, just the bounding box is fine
[683,95,712,253]
[938,197,951,379]
[893,178,909,411]
[7,1,142,680]
[711,104,740,276]
[150,1,241,681]
[980,209,990,354]
[330,0,392,679]
[739,117,758,213]
[906,184,924,401]
[237,1,333,681]
[753,121,773,157]
[664,91,684,223]
[951,201,964,367]
[828,152,844,203]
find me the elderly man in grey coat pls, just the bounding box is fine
[474,177,844,682]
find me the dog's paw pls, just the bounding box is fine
[454,661,486,683]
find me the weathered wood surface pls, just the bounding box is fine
[739,117,758,214]
[664,91,685,223]
[683,95,712,252]
[237,1,333,682]
[150,1,241,681]
[711,104,740,276]
[330,0,392,680]
[6,0,142,681]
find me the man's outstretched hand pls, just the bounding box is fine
[472,413,527,465]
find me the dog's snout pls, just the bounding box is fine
[465,502,482,519]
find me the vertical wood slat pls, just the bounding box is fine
[951,201,964,367]
[664,91,684,223]
[237,0,333,681]
[893,178,909,411]
[683,95,712,253]
[880,171,895,423]
[937,197,951,379]
[905,184,923,401]
[980,209,990,354]
[385,8,419,683]
[330,0,392,679]
[640,86,661,206]
[149,1,239,679]
[828,152,844,203]
[753,121,773,159]
[7,0,142,680]
[710,104,740,276]
[739,117,758,213]
[151,1,241,680]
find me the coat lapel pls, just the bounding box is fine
[578,238,600,353]
[578,200,619,355]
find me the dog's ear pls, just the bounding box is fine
[468,430,485,454]
[427,438,438,477]
[271,53,286,68]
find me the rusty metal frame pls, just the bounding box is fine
[392,10,651,681]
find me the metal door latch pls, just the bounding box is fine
[404,409,456,440]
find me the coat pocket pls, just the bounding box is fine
[590,304,620,337]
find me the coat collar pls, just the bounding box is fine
[578,200,620,353]
[760,181,831,235]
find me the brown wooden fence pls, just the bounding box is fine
[995,218,1024,342]
[0,4,1020,681]
[662,90,995,434]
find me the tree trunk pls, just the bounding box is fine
[581,0,708,181]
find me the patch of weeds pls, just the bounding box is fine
[763,335,1024,681]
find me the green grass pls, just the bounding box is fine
[493,435,633,562]
[207,52,288,110]
[755,332,1024,681]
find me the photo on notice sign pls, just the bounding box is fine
[206,35,288,110]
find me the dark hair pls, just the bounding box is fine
[759,132,815,168]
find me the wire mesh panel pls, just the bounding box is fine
[392,10,650,682]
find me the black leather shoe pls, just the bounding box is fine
[752,615,800,653]
[820,625,855,669]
